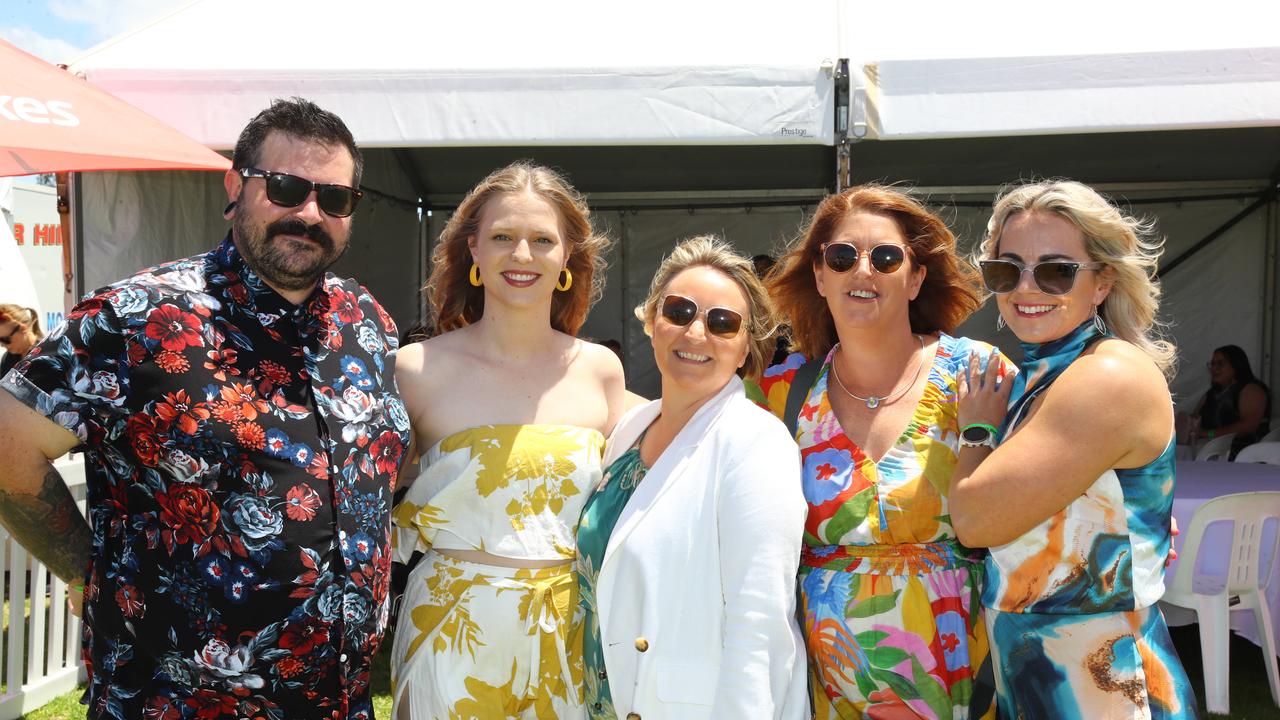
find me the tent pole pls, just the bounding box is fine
[55,172,73,309]
[834,58,851,192]
[1266,196,1278,395]
[619,212,630,378]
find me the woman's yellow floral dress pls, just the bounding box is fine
[390,424,604,719]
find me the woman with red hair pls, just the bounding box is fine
[759,185,1005,719]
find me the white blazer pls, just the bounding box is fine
[595,376,809,719]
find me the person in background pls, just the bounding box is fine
[579,235,808,719]
[390,161,625,719]
[753,253,791,367]
[760,185,1001,719]
[0,97,408,720]
[1191,344,1271,458]
[951,179,1196,719]
[0,304,42,377]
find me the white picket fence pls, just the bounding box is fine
[0,455,86,719]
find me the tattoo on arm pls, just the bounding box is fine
[0,467,91,584]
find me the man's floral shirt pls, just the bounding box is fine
[1,235,410,720]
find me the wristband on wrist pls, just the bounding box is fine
[959,423,999,449]
[69,580,85,594]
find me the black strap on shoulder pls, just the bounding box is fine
[970,653,997,717]
[783,357,823,438]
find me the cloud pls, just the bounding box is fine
[0,26,84,64]
[48,0,190,44]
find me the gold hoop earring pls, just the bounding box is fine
[556,268,573,292]
[469,264,482,287]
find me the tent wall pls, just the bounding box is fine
[76,150,423,331]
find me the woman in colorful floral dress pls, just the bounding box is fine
[950,180,1196,719]
[390,162,626,719]
[758,185,1003,719]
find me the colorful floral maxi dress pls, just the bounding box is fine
[390,424,604,719]
[759,334,999,720]
[576,433,648,719]
[983,320,1197,719]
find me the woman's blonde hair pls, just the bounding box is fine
[0,304,42,339]
[635,235,779,381]
[425,161,610,336]
[980,179,1176,375]
[769,185,983,359]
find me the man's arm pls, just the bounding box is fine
[0,389,90,584]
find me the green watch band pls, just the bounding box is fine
[961,423,1000,437]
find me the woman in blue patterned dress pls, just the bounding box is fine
[949,180,1197,719]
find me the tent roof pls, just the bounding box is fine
[67,0,838,149]
[857,47,1280,140]
[60,0,1280,192]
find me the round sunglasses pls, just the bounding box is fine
[979,259,1105,296]
[239,167,363,218]
[820,242,907,275]
[659,294,744,338]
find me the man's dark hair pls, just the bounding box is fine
[232,97,363,186]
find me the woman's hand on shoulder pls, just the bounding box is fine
[957,349,1014,433]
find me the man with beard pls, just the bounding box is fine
[0,98,409,720]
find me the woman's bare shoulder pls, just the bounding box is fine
[395,330,477,391]
[562,336,622,379]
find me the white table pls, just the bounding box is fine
[1163,460,1280,653]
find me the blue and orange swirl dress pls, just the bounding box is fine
[759,333,1000,720]
[983,325,1197,719]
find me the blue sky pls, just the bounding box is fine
[1,0,189,64]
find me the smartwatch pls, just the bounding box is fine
[960,423,998,449]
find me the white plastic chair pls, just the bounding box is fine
[1196,432,1236,462]
[1160,491,1280,714]
[1236,442,1280,465]
[1261,427,1280,444]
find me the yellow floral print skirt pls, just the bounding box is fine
[391,552,585,719]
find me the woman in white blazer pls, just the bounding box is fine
[575,236,809,720]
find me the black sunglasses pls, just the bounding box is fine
[820,242,907,275]
[659,294,744,338]
[979,258,1105,296]
[239,167,363,218]
[0,326,19,345]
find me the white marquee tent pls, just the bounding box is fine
[60,0,1280,401]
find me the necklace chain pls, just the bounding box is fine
[829,335,927,410]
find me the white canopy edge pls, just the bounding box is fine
[856,47,1280,140]
[66,0,839,148]
[78,66,835,149]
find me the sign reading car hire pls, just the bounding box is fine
[0,96,79,126]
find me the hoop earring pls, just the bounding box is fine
[1093,305,1108,335]
[996,313,1006,331]
[556,268,573,292]
[469,264,482,287]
